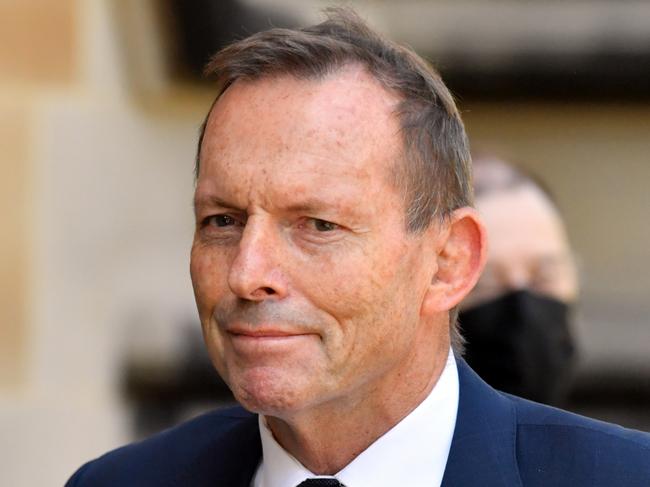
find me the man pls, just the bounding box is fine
[459,156,578,405]
[67,9,650,487]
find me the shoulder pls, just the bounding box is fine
[507,393,650,486]
[65,406,261,487]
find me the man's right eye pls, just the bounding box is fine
[204,215,237,227]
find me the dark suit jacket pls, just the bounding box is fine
[66,360,650,486]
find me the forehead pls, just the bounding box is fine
[206,65,400,137]
[198,67,403,196]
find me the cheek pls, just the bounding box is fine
[190,247,233,375]
[296,238,416,334]
[190,245,230,314]
[298,249,382,320]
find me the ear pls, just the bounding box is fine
[421,207,488,315]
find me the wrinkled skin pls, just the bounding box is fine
[190,66,485,473]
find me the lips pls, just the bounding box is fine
[226,321,316,338]
[229,329,309,338]
[226,325,317,355]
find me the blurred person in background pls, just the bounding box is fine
[66,9,650,487]
[459,155,578,405]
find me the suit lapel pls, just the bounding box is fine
[175,410,262,487]
[441,359,523,487]
[216,415,262,487]
[216,413,262,487]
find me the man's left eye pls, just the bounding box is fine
[312,219,338,232]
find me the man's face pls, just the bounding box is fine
[463,184,577,308]
[190,67,442,418]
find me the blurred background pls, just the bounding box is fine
[1,1,649,485]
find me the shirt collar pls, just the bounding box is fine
[254,349,459,487]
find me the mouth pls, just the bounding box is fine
[226,326,318,354]
[229,330,315,342]
[230,329,308,338]
[226,321,316,337]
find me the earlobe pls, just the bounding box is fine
[421,207,488,315]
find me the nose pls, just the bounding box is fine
[228,217,289,301]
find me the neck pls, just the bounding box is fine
[266,336,451,475]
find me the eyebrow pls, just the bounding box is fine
[282,198,333,214]
[194,192,343,214]
[193,194,244,214]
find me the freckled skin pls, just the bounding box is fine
[189,66,483,473]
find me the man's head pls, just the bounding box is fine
[458,155,577,402]
[462,155,578,309]
[190,9,486,420]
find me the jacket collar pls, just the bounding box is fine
[203,409,261,487]
[217,359,523,487]
[441,358,523,487]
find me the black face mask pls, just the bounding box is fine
[458,290,576,405]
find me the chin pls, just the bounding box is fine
[229,367,315,418]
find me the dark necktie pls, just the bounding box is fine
[296,479,346,487]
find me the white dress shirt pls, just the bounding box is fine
[252,349,459,487]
